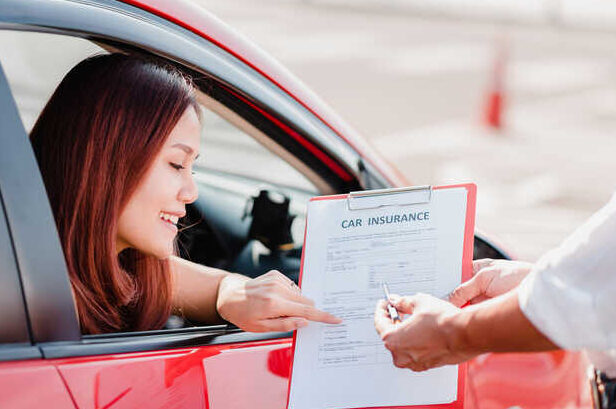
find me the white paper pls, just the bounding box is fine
[288,187,468,409]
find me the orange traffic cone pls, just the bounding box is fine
[483,37,508,130]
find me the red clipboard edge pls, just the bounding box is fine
[286,183,477,409]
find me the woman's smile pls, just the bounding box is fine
[159,211,181,233]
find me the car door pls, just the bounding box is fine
[0,59,76,409]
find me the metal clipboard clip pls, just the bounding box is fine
[347,185,432,211]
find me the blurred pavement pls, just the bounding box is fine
[199,0,616,260]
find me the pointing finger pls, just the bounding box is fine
[276,300,341,324]
[258,317,309,332]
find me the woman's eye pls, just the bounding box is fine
[169,162,185,171]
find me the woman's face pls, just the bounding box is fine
[116,107,201,258]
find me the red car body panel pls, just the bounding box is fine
[0,361,75,408]
[467,351,590,408]
[53,340,292,409]
[0,348,590,408]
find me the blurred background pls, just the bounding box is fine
[4,0,616,262]
[198,0,616,261]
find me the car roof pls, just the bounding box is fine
[119,0,407,186]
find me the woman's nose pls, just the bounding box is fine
[178,174,198,204]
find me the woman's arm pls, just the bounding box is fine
[169,255,229,323]
[169,256,341,332]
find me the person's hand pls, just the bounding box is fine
[216,270,341,332]
[447,259,533,307]
[374,293,474,371]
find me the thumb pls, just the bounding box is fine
[448,277,483,307]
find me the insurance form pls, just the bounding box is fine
[287,185,475,409]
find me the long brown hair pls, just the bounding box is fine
[30,53,198,334]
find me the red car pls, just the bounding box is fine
[0,0,590,407]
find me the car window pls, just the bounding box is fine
[197,107,318,193]
[0,31,105,132]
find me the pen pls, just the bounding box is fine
[382,282,401,323]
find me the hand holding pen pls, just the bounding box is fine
[375,290,466,371]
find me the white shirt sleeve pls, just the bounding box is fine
[518,192,616,350]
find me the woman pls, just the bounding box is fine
[30,53,339,334]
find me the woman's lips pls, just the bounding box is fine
[160,217,178,233]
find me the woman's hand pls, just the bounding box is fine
[448,259,533,307]
[216,270,341,332]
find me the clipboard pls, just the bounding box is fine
[286,183,476,409]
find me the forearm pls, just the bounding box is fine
[446,289,559,355]
[170,256,248,324]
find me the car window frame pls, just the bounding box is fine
[0,58,78,356]
[0,139,42,360]
[0,82,29,346]
[0,0,383,359]
[0,187,34,351]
